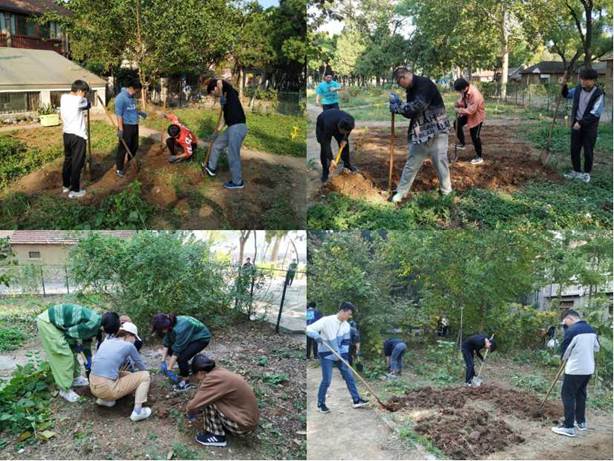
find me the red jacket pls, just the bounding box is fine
[166,113,197,158]
[455,84,485,128]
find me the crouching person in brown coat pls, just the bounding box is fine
[186,354,259,447]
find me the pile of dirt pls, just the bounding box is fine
[323,169,388,203]
[414,407,525,459]
[324,126,561,201]
[386,384,561,421]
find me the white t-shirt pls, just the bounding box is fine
[60,93,89,140]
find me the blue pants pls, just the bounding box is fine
[318,356,360,406]
[462,348,475,383]
[390,342,407,372]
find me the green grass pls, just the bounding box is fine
[142,108,306,157]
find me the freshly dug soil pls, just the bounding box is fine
[414,407,525,459]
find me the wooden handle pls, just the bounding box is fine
[96,94,135,161]
[204,104,224,167]
[539,359,567,408]
[388,113,395,195]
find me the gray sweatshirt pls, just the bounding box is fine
[91,338,146,380]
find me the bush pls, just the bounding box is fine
[487,304,558,352]
[0,327,26,352]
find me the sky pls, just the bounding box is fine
[258,0,279,7]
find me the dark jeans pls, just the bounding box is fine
[322,103,339,111]
[456,116,483,157]
[570,124,597,173]
[286,272,295,286]
[318,136,351,178]
[462,348,475,383]
[62,133,86,191]
[166,137,197,159]
[116,124,139,172]
[306,336,318,359]
[318,356,360,405]
[173,338,209,377]
[561,373,591,428]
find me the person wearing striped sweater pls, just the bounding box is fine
[306,302,368,413]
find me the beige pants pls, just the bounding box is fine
[90,371,150,405]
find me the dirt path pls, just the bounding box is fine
[306,364,430,460]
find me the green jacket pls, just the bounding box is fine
[47,304,101,349]
[163,315,211,355]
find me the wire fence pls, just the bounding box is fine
[0,265,75,296]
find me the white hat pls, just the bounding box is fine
[118,322,142,342]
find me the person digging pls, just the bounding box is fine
[383,337,407,379]
[36,304,105,403]
[202,78,248,190]
[453,77,485,165]
[315,109,357,183]
[388,66,452,203]
[561,68,605,184]
[461,333,496,387]
[551,309,600,437]
[305,301,369,413]
[185,354,259,447]
[152,313,212,392]
[114,78,147,177]
[164,113,198,163]
[89,322,152,422]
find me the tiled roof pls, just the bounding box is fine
[0,231,135,245]
[0,0,69,16]
[521,61,607,75]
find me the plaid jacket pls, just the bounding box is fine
[47,304,101,346]
[398,75,450,144]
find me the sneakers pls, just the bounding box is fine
[317,403,330,414]
[96,398,116,408]
[551,426,576,437]
[62,187,70,193]
[116,169,125,178]
[390,191,406,204]
[464,382,473,387]
[343,165,359,173]
[173,381,196,392]
[223,180,245,190]
[575,421,588,431]
[563,170,580,180]
[202,164,217,177]
[470,156,484,165]
[130,407,152,422]
[68,189,86,199]
[320,173,329,183]
[385,373,399,380]
[579,173,590,183]
[72,376,89,387]
[455,144,466,150]
[195,432,227,447]
[352,398,369,408]
[59,389,80,403]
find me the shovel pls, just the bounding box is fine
[387,113,395,195]
[471,334,494,387]
[202,96,225,171]
[534,358,567,417]
[329,140,346,173]
[321,342,392,411]
[96,94,138,172]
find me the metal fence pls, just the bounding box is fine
[0,264,76,296]
[476,82,613,122]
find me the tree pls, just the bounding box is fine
[331,27,367,81]
[0,237,15,287]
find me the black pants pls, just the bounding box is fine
[561,373,591,428]
[322,103,339,111]
[174,338,209,377]
[166,137,197,159]
[62,133,86,191]
[286,272,295,286]
[306,336,318,359]
[318,136,351,179]
[570,124,597,173]
[456,116,483,158]
[462,348,475,383]
[116,124,139,172]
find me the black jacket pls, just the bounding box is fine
[562,84,604,129]
[462,334,487,361]
[315,109,354,157]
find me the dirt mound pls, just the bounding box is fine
[386,384,561,421]
[11,159,64,195]
[324,169,388,203]
[326,126,562,201]
[414,407,525,459]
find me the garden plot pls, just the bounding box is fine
[323,125,561,202]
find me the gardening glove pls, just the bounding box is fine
[74,343,84,353]
[117,129,124,140]
[84,354,92,371]
[138,111,148,119]
[389,93,402,113]
[161,362,180,383]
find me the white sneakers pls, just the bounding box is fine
[72,376,89,387]
[563,171,591,183]
[62,187,70,193]
[59,389,80,403]
[96,398,116,407]
[130,407,152,422]
[391,191,406,204]
[470,156,484,165]
[68,189,86,199]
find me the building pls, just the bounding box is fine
[0,0,70,56]
[599,52,612,95]
[0,48,107,114]
[520,60,607,85]
[0,230,134,265]
[530,279,613,319]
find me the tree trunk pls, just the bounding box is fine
[238,230,251,265]
[583,1,593,68]
[271,237,282,262]
[500,7,510,99]
[238,66,245,99]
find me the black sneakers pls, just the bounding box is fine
[202,163,217,177]
[317,403,330,414]
[195,432,227,447]
[352,398,369,408]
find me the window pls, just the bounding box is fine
[1,12,16,34]
[14,14,37,37]
[28,251,41,259]
[0,93,28,112]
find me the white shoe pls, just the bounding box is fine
[62,187,70,193]
[470,156,484,165]
[96,398,116,407]
[563,170,580,180]
[455,144,466,150]
[391,191,406,204]
[68,189,86,199]
[551,426,576,437]
[59,389,80,403]
[575,421,588,431]
[72,376,89,387]
[580,173,590,183]
[130,407,152,422]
